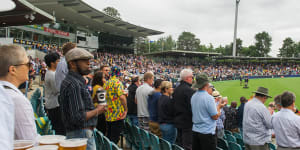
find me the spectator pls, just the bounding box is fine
[40,64,47,86]
[91,71,107,134]
[207,83,214,95]
[148,79,163,137]
[158,81,176,143]
[60,48,106,150]
[55,42,76,91]
[243,87,273,150]
[212,91,226,139]
[274,95,282,111]
[104,66,127,144]
[0,44,38,142]
[100,65,111,80]
[127,76,140,126]
[44,52,65,135]
[0,79,14,149]
[191,74,226,150]
[224,101,239,133]
[173,69,195,150]
[271,91,300,149]
[268,102,275,115]
[237,96,247,133]
[136,72,154,131]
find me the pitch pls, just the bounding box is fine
[212,77,300,107]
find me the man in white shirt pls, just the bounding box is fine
[136,72,154,131]
[0,85,14,150]
[271,91,300,150]
[0,44,38,142]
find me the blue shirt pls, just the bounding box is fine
[55,57,68,91]
[191,90,218,134]
[148,92,162,122]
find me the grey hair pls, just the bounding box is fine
[0,44,27,77]
[180,69,193,81]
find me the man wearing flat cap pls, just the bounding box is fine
[60,48,106,150]
[191,74,226,150]
[243,87,273,150]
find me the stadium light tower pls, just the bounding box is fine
[232,0,240,57]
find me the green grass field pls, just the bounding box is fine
[212,77,300,107]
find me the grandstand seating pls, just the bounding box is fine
[226,134,237,143]
[218,138,229,150]
[228,141,242,150]
[172,144,184,150]
[159,138,172,150]
[269,143,276,150]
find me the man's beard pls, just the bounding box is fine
[76,63,91,75]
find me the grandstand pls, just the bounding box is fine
[0,0,163,57]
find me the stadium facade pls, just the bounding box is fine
[0,0,163,58]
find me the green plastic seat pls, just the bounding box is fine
[226,134,237,143]
[111,142,122,150]
[216,147,223,150]
[225,130,233,135]
[268,143,276,150]
[229,141,242,150]
[159,138,172,150]
[172,144,184,150]
[103,136,112,150]
[217,138,229,150]
[95,130,105,150]
[233,132,243,139]
[149,133,160,150]
[139,128,151,149]
[132,126,143,149]
[124,122,134,148]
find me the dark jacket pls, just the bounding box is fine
[127,83,138,115]
[158,94,175,124]
[237,102,245,128]
[173,81,195,129]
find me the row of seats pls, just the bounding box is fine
[123,121,184,150]
[219,130,276,150]
[94,130,122,150]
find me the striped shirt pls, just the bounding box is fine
[271,108,300,148]
[243,97,272,145]
[60,71,97,132]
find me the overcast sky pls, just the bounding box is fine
[83,0,300,57]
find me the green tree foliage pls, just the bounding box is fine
[103,7,121,19]
[177,32,200,51]
[278,37,296,57]
[254,31,272,57]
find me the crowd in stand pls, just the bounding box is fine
[0,43,300,150]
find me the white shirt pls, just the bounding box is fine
[243,97,272,145]
[0,85,14,150]
[136,83,154,117]
[45,70,59,109]
[271,108,300,148]
[0,81,38,142]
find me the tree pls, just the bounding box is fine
[278,37,296,57]
[177,32,200,51]
[164,35,176,50]
[103,7,121,19]
[254,31,272,57]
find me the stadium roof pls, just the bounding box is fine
[144,50,222,57]
[27,0,164,37]
[215,56,300,60]
[0,0,55,27]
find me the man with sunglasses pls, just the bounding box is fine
[60,48,106,150]
[0,44,38,142]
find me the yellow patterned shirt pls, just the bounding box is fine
[103,76,125,122]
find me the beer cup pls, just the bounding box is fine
[14,140,34,150]
[26,145,58,150]
[59,138,87,150]
[38,135,65,146]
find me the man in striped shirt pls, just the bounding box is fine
[243,87,273,150]
[60,48,106,150]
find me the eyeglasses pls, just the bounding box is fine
[13,61,31,68]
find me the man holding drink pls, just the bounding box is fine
[60,48,106,150]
